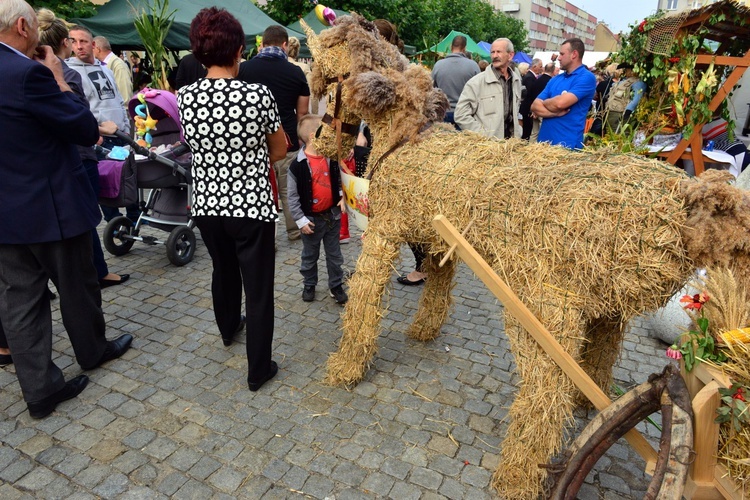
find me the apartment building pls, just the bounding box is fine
[489,0,597,51]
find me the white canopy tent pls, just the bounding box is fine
[532,51,611,69]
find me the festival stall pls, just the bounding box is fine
[617,0,750,176]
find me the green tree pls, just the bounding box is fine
[260,0,527,53]
[258,0,310,26]
[430,0,528,52]
[27,0,98,19]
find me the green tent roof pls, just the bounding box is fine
[420,30,490,61]
[73,0,304,50]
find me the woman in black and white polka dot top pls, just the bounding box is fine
[177,7,287,392]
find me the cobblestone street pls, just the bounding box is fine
[0,219,675,499]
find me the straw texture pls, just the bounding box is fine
[306,14,750,498]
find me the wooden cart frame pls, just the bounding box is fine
[682,362,746,499]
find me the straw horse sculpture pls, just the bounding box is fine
[305,15,750,498]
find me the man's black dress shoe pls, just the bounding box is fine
[222,315,246,347]
[81,334,133,370]
[0,353,12,367]
[27,374,89,419]
[248,361,278,392]
[100,274,130,289]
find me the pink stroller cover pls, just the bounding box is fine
[98,159,124,198]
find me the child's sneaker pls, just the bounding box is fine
[302,286,315,302]
[339,237,350,244]
[329,285,348,304]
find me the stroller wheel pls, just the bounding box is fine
[103,216,136,256]
[166,226,196,266]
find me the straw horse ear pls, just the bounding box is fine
[346,71,397,115]
[300,19,317,48]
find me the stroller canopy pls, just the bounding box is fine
[129,88,183,142]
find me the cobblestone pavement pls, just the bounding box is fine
[0,218,677,499]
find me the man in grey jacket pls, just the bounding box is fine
[455,38,522,140]
[68,25,134,222]
[67,26,129,137]
[431,35,479,129]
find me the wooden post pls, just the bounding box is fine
[681,362,743,499]
[684,381,723,499]
[431,214,658,473]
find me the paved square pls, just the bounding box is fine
[0,218,675,498]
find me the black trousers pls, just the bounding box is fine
[0,231,107,402]
[409,243,426,272]
[521,113,534,140]
[194,216,276,383]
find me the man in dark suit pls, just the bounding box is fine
[0,0,132,419]
[528,62,555,142]
[519,58,542,140]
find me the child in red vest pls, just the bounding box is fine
[287,115,348,304]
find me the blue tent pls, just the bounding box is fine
[513,51,532,64]
[478,41,491,54]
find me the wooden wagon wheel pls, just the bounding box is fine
[547,364,694,499]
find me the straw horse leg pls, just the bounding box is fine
[493,292,586,500]
[325,229,401,386]
[577,314,627,400]
[407,250,457,341]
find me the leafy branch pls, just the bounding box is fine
[131,0,175,90]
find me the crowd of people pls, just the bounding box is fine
[2,0,741,421]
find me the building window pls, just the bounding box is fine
[666,0,678,9]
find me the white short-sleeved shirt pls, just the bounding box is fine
[178,78,280,220]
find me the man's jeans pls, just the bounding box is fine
[300,211,344,290]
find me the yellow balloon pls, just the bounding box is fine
[315,4,329,25]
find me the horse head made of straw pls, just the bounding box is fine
[303,14,448,173]
[306,13,750,500]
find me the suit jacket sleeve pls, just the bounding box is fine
[25,63,99,146]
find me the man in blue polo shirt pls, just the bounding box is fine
[531,38,596,149]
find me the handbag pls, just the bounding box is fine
[98,152,138,207]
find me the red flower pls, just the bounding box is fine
[680,292,709,311]
[669,57,680,64]
[638,20,647,32]
[666,345,683,360]
[733,387,746,402]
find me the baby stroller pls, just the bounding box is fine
[100,89,196,266]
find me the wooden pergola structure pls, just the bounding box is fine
[662,1,750,176]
